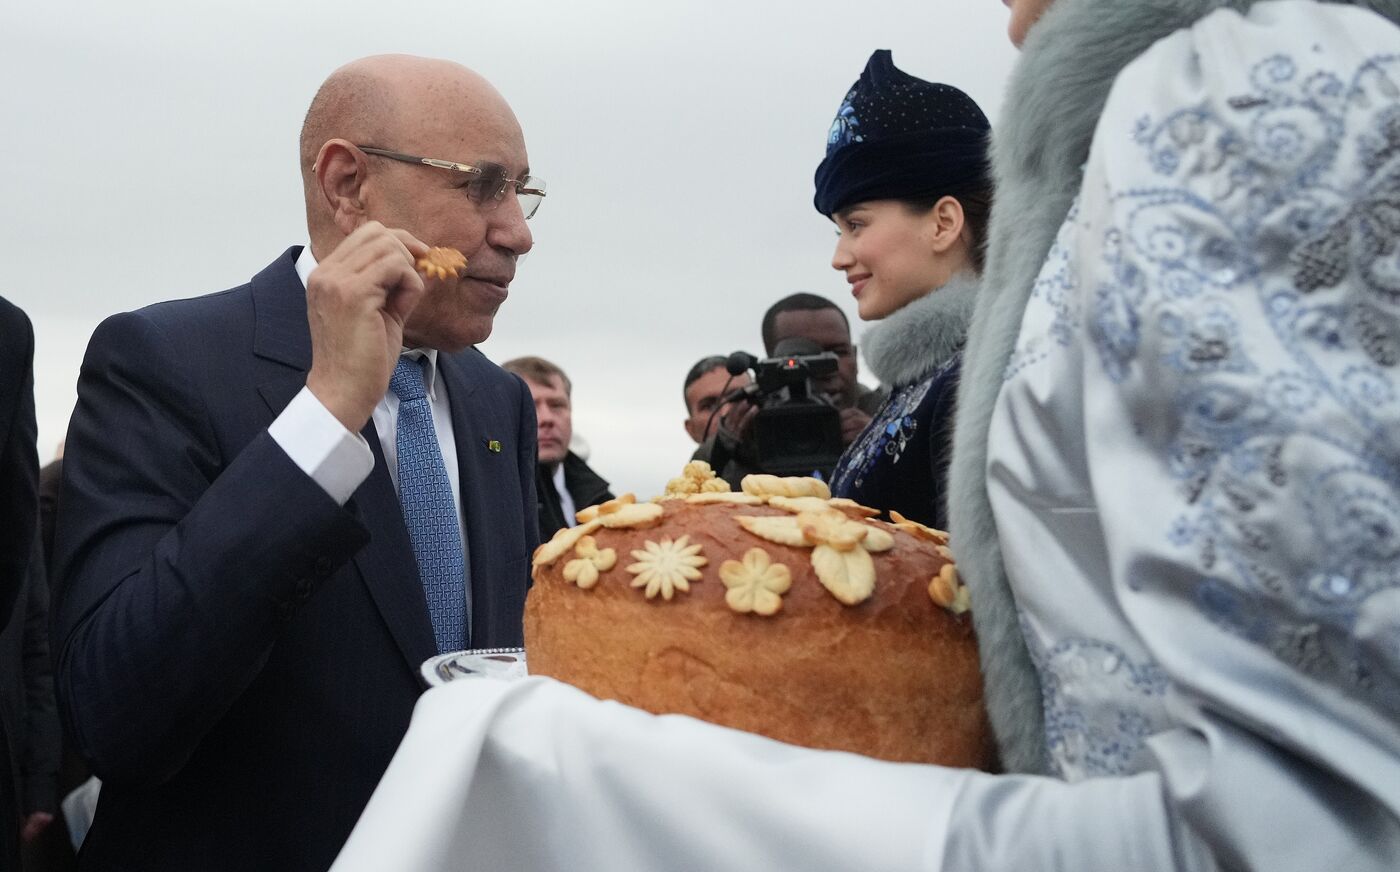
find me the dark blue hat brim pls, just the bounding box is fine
[814,128,991,216]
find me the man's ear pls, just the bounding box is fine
[928,196,967,255]
[314,139,370,237]
[684,416,703,443]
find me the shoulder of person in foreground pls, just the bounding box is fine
[954,5,1400,870]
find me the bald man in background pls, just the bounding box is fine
[52,55,542,871]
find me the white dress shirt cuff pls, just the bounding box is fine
[268,386,374,505]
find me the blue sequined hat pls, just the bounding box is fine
[814,50,991,216]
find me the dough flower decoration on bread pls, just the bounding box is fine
[626,535,707,601]
[532,519,605,571]
[533,494,661,574]
[888,510,950,546]
[928,563,971,614]
[766,495,839,515]
[752,492,882,518]
[661,460,733,500]
[826,497,881,518]
[766,495,884,520]
[741,474,831,500]
[562,536,616,590]
[415,246,467,280]
[735,508,893,606]
[576,493,665,529]
[719,548,792,616]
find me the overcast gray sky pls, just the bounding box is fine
[2,0,1018,496]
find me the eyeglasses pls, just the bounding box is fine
[356,145,546,219]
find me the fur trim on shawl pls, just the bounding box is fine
[860,272,978,388]
[948,0,1400,775]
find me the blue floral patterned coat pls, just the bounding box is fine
[829,273,977,530]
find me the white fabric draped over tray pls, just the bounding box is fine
[330,676,972,872]
[331,676,1186,872]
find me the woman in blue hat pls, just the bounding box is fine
[815,50,991,530]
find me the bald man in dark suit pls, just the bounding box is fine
[53,55,542,871]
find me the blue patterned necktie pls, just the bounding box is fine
[390,356,469,653]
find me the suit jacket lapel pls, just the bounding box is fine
[249,247,437,674]
[251,248,312,376]
[253,248,318,429]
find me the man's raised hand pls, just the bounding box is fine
[305,222,429,432]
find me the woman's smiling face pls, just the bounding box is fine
[831,199,958,321]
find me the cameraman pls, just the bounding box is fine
[694,294,882,486]
[761,294,883,440]
[681,356,750,446]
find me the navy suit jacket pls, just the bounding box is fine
[52,248,539,871]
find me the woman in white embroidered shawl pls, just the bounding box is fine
[331,3,1400,871]
[816,50,992,531]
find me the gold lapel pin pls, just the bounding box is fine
[486,439,502,454]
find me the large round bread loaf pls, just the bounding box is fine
[524,479,995,768]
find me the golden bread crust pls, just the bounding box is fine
[525,500,995,767]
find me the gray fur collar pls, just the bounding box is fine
[948,0,1400,776]
[859,272,978,388]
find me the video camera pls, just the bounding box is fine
[721,337,844,478]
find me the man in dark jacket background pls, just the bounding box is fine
[503,357,613,538]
